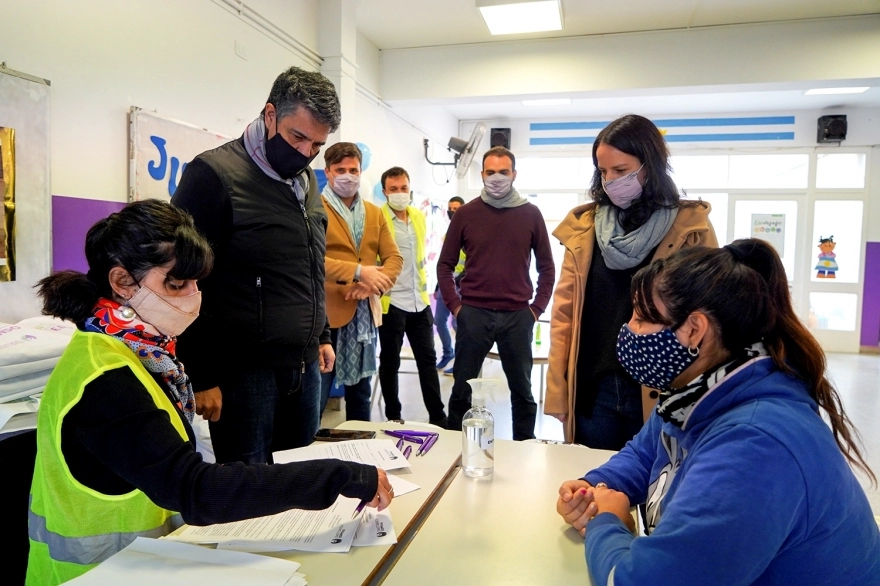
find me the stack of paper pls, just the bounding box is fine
[169,440,418,553]
[64,537,307,585]
[0,317,76,403]
[0,395,39,434]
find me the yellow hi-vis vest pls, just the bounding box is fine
[27,330,188,586]
[380,204,430,313]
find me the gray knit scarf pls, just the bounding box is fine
[594,205,677,270]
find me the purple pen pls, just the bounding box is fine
[352,500,367,519]
[403,445,412,459]
[420,434,439,456]
[383,430,425,442]
[417,433,439,456]
[395,430,437,437]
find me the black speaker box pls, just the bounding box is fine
[490,127,511,149]
[817,115,847,143]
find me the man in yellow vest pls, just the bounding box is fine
[378,167,447,427]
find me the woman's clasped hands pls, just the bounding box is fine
[557,479,636,537]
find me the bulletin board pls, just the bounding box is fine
[129,107,231,202]
[0,66,51,323]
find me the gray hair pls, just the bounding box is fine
[265,66,341,133]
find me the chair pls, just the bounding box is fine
[0,429,38,585]
[370,345,420,413]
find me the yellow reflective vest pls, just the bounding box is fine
[27,330,187,585]
[380,204,430,313]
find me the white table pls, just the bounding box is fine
[382,439,616,586]
[247,421,461,585]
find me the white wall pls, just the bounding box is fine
[0,0,321,203]
[352,94,459,206]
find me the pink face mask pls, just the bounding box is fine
[602,164,644,209]
[128,286,201,337]
[331,173,361,199]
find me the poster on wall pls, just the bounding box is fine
[751,213,785,256]
[0,127,14,282]
[129,107,231,202]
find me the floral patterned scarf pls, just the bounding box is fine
[81,298,196,423]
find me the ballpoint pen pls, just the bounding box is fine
[383,429,437,437]
[403,445,412,459]
[352,500,367,519]
[421,433,439,455]
[417,433,439,456]
[396,437,405,451]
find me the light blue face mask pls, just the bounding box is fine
[616,323,698,389]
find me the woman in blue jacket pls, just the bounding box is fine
[557,238,879,585]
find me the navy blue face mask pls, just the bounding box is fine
[265,127,315,179]
[616,323,699,390]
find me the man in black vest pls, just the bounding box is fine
[172,66,338,464]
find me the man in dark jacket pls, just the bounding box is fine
[172,66,339,464]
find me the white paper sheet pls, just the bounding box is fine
[387,474,420,497]
[0,397,38,432]
[273,439,410,471]
[171,495,362,553]
[353,508,397,547]
[64,537,305,586]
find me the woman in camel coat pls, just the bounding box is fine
[544,115,717,446]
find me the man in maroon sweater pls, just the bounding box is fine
[437,146,555,440]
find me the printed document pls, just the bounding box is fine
[170,495,361,553]
[273,439,410,471]
[64,537,306,586]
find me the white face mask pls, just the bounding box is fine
[128,286,201,337]
[483,173,513,199]
[386,192,411,211]
[331,173,360,199]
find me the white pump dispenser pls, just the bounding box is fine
[462,378,497,478]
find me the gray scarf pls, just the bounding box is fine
[242,116,307,202]
[594,205,677,270]
[480,187,529,209]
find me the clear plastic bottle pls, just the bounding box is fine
[462,378,496,478]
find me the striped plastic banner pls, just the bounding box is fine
[529,116,795,146]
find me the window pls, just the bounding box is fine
[670,154,808,189]
[816,153,866,189]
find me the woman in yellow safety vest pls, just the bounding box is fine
[27,199,392,585]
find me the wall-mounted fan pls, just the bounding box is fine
[423,122,487,180]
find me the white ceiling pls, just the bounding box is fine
[355,0,880,119]
[355,0,880,51]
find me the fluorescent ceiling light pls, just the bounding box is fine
[477,0,562,35]
[522,98,571,106]
[804,87,869,95]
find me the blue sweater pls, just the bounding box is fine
[583,357,880,585]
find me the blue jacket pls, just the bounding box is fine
[583,357,880,585]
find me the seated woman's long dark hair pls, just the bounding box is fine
[589,114,680,232]
[630,238,875,484]
[35,199,213,323]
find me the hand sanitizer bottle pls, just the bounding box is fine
[462,378,496,478]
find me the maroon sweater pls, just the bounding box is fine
[438,197,555,316]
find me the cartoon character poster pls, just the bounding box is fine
[815,235,838,278]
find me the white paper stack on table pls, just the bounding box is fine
[64,537,307,586]
[0,316,76,406]
[168,440,419,554]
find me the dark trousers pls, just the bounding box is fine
[209,359,321,465]
[448,305,537,440]
[319,328,373,422]
[575,371,643,450]
[378,304,446,423]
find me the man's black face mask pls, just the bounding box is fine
[265,121,316,179]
